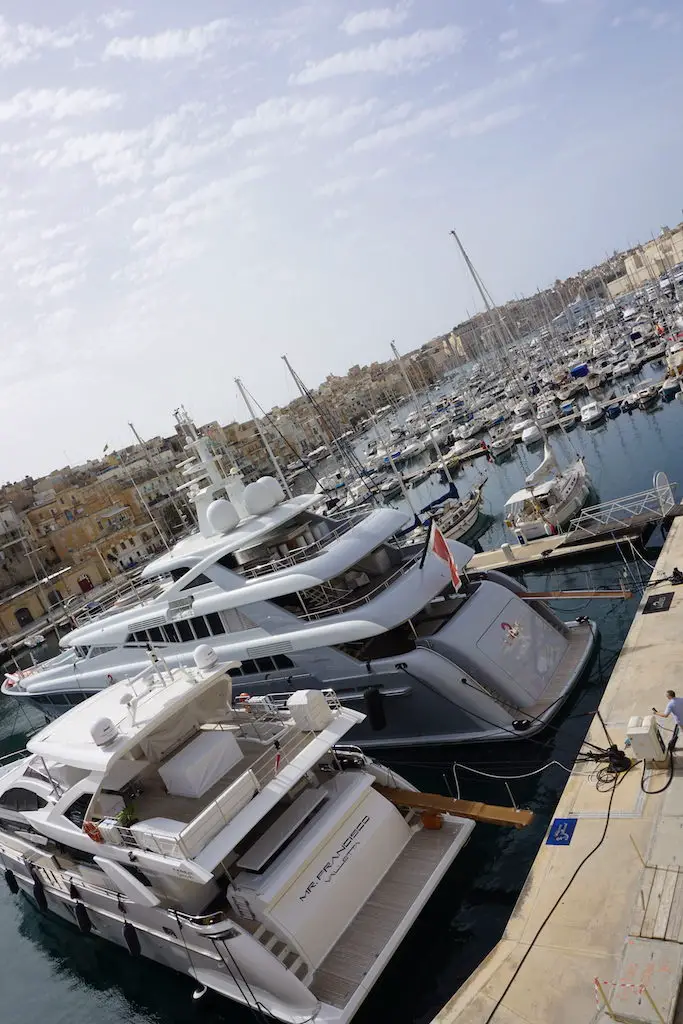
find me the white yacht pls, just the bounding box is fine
[3,415,596,748]
[579,400,604,426]
[504,442,591,543]
[0,658,480,1022]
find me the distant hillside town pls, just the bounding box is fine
[1,223,681,640]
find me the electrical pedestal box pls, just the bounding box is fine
[626,715,667,762]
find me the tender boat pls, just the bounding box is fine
[521,421,542,446]
[489,434,515,460]
[579,400,604,427]
[0,660,480,1023]
[660,376,681,400]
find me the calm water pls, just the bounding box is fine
[1,370,680,1024]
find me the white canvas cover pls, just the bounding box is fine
[159,730,243,798]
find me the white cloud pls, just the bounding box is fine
[499,29,519,43]
[0,15,89,66]
[612,7,673,30]
[231,95,376,139]
[103,19,230,61]
[293,26,465,84]
[500,45,524,61]
[351,67,536,150]
[341,3,411,36]
[98,9,134,31]
[0,88,120,122]
[315,168,387,197]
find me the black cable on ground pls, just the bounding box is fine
[482,765,629,1024]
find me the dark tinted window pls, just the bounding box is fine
[64,793,92,827]
[206,613,224,635]
[176,619,193,642]
[273,654,294,669]
[0,788,47,811]
[163,623,179,643]
[181,574,211,590]
[240,659,258,676]
[170,568,186,581]
[192,616,210,639]
[50,693,69,706]
[218,554,238,571]
[148,627,164,643]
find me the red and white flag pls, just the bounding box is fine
[427,520,461,591]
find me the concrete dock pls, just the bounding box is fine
[434,515,683,1024]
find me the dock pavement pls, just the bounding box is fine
[433,515,683,1024]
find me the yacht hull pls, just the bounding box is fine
[0,814,471,1024]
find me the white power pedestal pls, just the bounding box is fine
[626,715,667,763]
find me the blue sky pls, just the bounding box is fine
[1,0,682,478]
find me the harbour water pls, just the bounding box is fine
[0,369,681,1024]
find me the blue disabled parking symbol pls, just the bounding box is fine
[546,818,577,845]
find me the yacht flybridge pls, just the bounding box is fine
[3,413,596,747]
[0,658,480,1022]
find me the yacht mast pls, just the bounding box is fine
[234,379,293,498]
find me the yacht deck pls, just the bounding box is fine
[311,819,469,1009]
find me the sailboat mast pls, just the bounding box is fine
[390,341,453,485]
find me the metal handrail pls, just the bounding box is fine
[566,482,677,536]
[300,561,414,621]
[241,514,364,579]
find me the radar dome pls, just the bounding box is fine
[194,644,218,670]
[244,476,285,516]
[91,718,118,746]
[206,498,239,534]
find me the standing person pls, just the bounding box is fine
[654,690,683,729]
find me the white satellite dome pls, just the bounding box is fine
[244,476,285,516]
[193,644,218,670]
[206,498,239,534]
[91,718,119,746]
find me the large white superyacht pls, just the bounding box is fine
[2,413,597,748]
[0,658,486,1022]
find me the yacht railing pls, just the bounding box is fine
[299,562,413,621]
[241,514,365,579]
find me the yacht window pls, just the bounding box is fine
[88,646,115,658]
[148,627,164,643]
[163,623,179,643]
[273,654,294,669]
[0,788,47,811]
[31,694,53,705]
[176,619,193,643]
[181,574,212,590]
[191,616,210,639]
[206,612,224,635]
[64,793,93,827]
[170,568,187,582]
[218,553,238,571]
[50,693,69,706]
[240,659,258,676]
